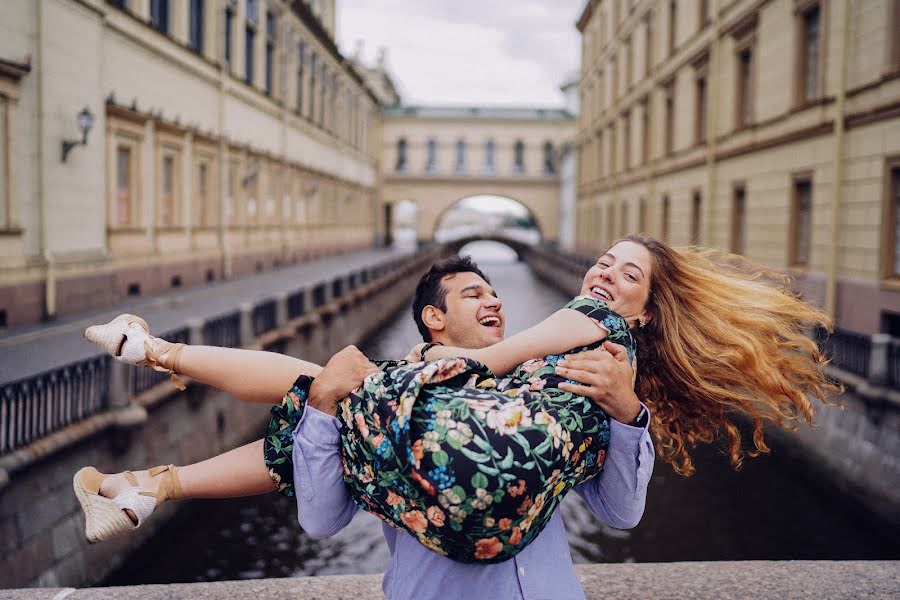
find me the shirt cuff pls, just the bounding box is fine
[607,402,651,455]
[293,403,342,447]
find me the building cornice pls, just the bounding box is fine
[0,57,31,81]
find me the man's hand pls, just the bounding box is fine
[555,341,643,424]
[309,345,380,416]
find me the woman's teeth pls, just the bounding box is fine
[591,287,612,300]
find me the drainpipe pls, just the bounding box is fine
[703,3,721,245]
[35,0,55,319]
[826,0,850,320]
[218,8,231,278]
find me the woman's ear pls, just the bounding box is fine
[421,305,446,333]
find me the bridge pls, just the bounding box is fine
[379,106,575,244]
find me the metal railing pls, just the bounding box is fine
[1,355,110,454]
[821,328,872,379]
[253,300,277,336]
[203,311,241,348]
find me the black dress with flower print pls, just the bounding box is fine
[334,296,635,564]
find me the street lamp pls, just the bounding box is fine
[61,106,95,162]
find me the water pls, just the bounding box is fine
[104,243,900,586]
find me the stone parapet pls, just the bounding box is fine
[1,561,897,599]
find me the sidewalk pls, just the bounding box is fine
[0,247,410,384]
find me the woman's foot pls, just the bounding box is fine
[84,314,186,390]
[73,465,184,543]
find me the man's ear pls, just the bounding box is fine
[421,305,446,334]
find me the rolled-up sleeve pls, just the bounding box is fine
[573,402,654,529]
[292,404,359,538]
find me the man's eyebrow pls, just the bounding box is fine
[460,284,497,297]
[602,252,645,278]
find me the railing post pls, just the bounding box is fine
[239,302,255,346]
[108,361,131,409]
[869,333,891,386]
[275,292,289,328]
[187,317,205,346]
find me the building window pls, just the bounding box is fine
[620,201,629,235]
[0,96,7,229]
[308,52,317,119]
[455,139,466,172]
[734,24,757,129]
[318,63,327,126]
[245,1,258,86]
[224,1,235,66]
[513,140,525,173]
[700,0,710,27]
[188,0,204,52]
[695,59,708,144]
[796,2,822,105]
[296,41,305,112]
[664,81,675,155]
[882,160,900,277]
[731,184,747,254]
[638,197,647,232]
[641,97,650,164]
[668,0,677,55]
[264,11,276,96]
[790,175,813,266]
[661,194,670,241]
[115,146,134,227]
[608,123,616,174]
[484,139,495,174]
[595,130,604,178]
[150,0,169,34]
[625,35,633,88]
[426,138,437,172]
[159,153,179,227]
[606,203,615,243]
[227,159,240,226]
[195,161,209,226]
[622,110,631,171]
[395,137,407,172]
[645,10,653,75]
[893,0,900,72]
[691,189,702,244]
[543,141,555,175]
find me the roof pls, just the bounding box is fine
[383,105,574,121]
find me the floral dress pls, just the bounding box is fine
[264,297,635,563]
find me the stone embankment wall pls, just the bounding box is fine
[523,244,900,533]
[0,247,444,590]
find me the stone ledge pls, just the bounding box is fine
[2,561,897,599]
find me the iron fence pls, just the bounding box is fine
[287,289,306,319]
[820,327,872,379]
[1,355,110,454]
[203,311,241,348]
[253,300,277,336]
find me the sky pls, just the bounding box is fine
[336,0,585,108]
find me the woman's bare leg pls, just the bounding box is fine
[100,440,276,503]
[170,344,322,404]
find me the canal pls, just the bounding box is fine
[104,243,900,585]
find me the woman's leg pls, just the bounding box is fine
[171,344,322,404]
[100,439,276,501]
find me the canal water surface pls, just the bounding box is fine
[105,243,900,585]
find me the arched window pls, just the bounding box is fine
[513,140,525,173]
[425,138,437,172]
[484,139,495,173]
[455,139,466,172]
[396,137,407,171]
[543,141,555,174]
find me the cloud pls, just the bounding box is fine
[337,0,584,106]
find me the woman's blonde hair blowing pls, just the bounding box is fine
[621,234,842,476]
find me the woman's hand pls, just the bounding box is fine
[555,342,643,424]
[404,343,428,362]
[309,345,380,416]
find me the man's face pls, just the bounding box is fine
[431,271,505,349]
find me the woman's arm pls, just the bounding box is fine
[423,307,608,375]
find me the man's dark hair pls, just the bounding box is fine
[412,255,491,342]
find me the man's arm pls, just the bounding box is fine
[556,343,654,528]
[293,346,378,538]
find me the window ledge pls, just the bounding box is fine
[0,227,23,236]
[880,278,900,292]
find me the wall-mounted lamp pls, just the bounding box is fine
[242,162,260,188]
[61,106,95,162]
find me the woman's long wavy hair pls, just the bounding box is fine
[619,234,842,476]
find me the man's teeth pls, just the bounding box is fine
[591,287,612,300]
[479,316,500,327]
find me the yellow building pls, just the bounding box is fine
[0,0,381,328]
[575,0,900,334]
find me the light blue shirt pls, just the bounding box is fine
[293,404,654,600]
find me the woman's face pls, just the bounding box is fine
[579,240,653,327]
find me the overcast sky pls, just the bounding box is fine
[336,0,585,108]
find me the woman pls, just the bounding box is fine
[74,235,840,562]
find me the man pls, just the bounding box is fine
[297,256,654,600]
